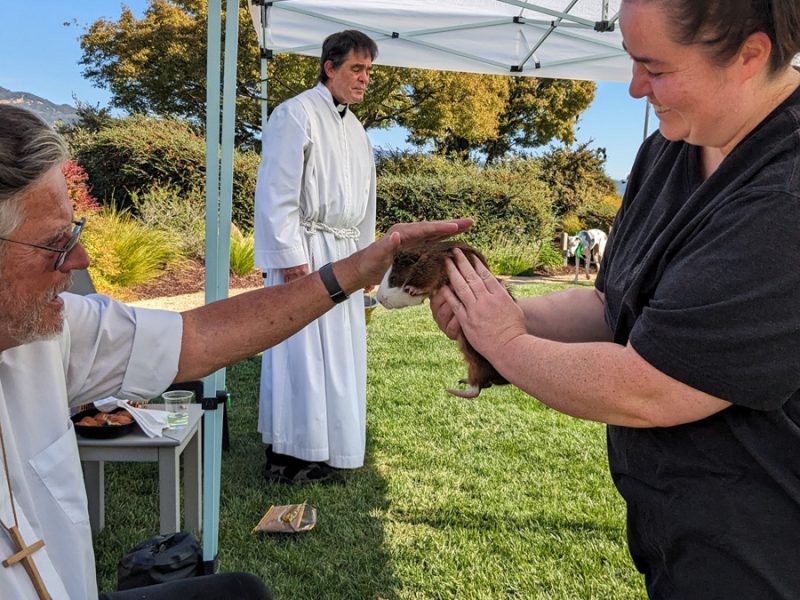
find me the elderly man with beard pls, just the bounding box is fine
[0,105,471,600]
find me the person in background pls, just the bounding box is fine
[254,30,378,484]
[431,1,800,598]
[0,104,471,599]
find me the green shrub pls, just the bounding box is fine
[483,236,536,276]
[131,185,206,259]
[375,149,443,177]
[535,241,567,272]
[484,236,568,276]
[229,224,255,277]
[560,213,584,235]
[376,154,558,250]
[67,115,260,230]
[82,206,185,298]
[578,193,620,231]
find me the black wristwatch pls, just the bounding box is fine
[318,262,348,303]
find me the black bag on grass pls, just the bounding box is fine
[117,531,203,590]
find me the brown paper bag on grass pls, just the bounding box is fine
[252,503,317,534]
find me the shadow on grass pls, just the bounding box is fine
[393,504,623,542]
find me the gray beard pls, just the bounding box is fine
[8,300,64,344]
[3,276,72,345]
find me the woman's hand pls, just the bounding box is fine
[440,248,527,360]
[430,287,460,340]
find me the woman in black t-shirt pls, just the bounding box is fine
[432,2,800,598]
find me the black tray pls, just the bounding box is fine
[71,407,137,439]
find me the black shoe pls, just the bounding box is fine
[263,446,341,485]
[263,461,340,485]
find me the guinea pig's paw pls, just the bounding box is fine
[403,285,423,296]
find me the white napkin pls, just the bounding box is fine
[94,397,170,438]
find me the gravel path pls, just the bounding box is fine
[128,286,259,311]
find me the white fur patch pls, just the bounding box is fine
[376,267,426,309]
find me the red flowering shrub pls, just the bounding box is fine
[62,160,99,213]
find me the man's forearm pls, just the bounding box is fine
[175,218,473,381]
[176,258,359,381]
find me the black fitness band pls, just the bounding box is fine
[319,262,348,303]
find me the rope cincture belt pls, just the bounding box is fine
[260,220,360,279]
[300,219,359,240]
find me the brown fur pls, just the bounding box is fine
[388,240,511,398]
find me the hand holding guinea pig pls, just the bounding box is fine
[377,240,515,398]
[440,248,528,366]
[430,289,459,341]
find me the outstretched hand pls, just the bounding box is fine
[354,218,474,286]
[440,248,526,360]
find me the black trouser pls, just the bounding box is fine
[99,572,271,600]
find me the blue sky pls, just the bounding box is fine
[2,1,657,181]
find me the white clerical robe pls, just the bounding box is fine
[0,294,181,599]
[254,83,376,468]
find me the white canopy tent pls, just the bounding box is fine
[200,0,631,570]
[247,0,629,82]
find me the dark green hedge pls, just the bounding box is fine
[66,116,617,243]
[68,115,259,230]
[378,154,558,247]
[375,150,617,246]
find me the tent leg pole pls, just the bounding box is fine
[261,2,269,135]
[201,404,224,568]
[202,0,223,565]
[201,0,242,568]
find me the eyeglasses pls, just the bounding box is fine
[0,217,86,270]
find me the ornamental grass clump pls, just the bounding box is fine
[229,224,255,277]
[81,205,185,298]
[130,185,206,260]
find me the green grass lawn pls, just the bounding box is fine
[92,281,646,599]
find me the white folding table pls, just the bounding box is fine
[77,403,203,536]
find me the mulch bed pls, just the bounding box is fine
[127,259,262,301]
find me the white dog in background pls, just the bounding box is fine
[567,229,608,281]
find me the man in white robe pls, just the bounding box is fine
[254,30,378,483]
[0,105,471,598]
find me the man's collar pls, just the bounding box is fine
[316,82,348,116]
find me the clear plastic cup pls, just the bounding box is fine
[161,390,193,429]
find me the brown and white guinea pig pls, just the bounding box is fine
[376,240,511,399]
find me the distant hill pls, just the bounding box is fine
[0,87,78,126]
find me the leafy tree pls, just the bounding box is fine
[78,0,402,145]
[537,143,616,215]
[79,0,594,156]
[80,0,258,142]
[402,71,595,162]
[66,114,260,229]
[484,77,596,162]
